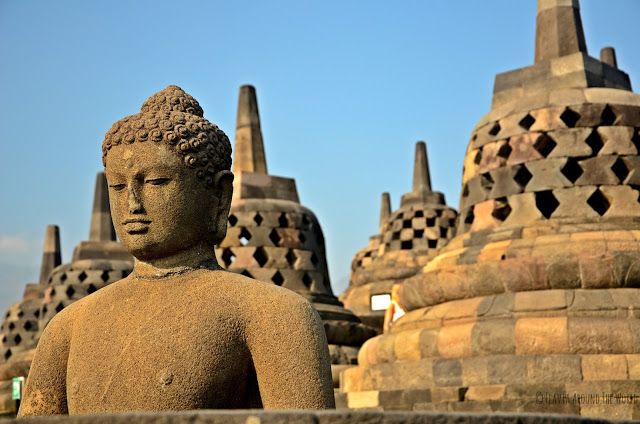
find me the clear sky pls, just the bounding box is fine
[1,0,639,314]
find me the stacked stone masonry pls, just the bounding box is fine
[459,103,640,235]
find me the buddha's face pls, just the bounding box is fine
[104,142,232,262]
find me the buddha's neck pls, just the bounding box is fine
[132,242,222,280]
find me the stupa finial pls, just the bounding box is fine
[601,47,618,68]
[412,141,432,194]
[234,85,268,175]
[379,192,391,228]
[89,172,116,242]
[535,0,587,63]
[39,225,61,285]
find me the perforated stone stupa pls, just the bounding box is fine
[0,226,58,413]
[0,173,133,414]
[342,142,457,330]
[216,85,376,380]
[341,1,640,418]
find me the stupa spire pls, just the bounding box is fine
[379,192,391,228]
[38,225,61,285]
[600,47,618,68]
[89,172,116,242]
[412,141,432,193]
[535,0,587,63]
[234,85,268,175]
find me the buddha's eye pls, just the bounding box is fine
[146,177,171,186]
[109,183,126,192]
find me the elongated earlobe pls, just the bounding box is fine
[212,170,234,244]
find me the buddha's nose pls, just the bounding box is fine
[128,187,144,214]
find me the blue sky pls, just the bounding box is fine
[1,0,639,314]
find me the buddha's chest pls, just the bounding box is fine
[66,298,250,413]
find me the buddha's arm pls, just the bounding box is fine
[246,292,335,409]
[18,310,72,416]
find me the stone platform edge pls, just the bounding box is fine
[4,410,624,423]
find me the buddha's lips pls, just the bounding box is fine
[122,218,151,234]
[122,218,151,225]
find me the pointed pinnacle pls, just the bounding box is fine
[89,172,116,242]
[233,85,268,175]
[412,141,432,194]
[39,225,61,285]
[535,0,587,63]
[600,47,618,69]
[379,192,391,228]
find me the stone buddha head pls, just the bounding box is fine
[102,85,233,263]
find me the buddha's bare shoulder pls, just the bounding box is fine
[195,270,320,323]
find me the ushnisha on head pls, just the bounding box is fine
[102,85,231,187]
[102,85,234,263]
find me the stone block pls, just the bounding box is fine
[547,257,581,289]
[569,289,615,312]
[432,358,463,387]
[461,356,489,387]
[471,318,515,355]
[503,192,542,226]
[465,384,506,401]
[601,186,640,217]
[376,333,396,364]
[552,186,602,219]
[529,106,566,133]
[394,329,423,362]
[599,127,636,155]
[581,404,635,421]
[626,354,640,379]
[487,355,528,384]
[526,158,572,191]
[488,167,524,199]
[574,156,619,186]
[358,336,379,367]
[548,88,587,107]
[513,289,567,312]
[431,387,466,403]
[339,366,362,393]
[507,133,544,165]
[500,257,549,292]
[546,128,593,158]
[568,317,634,354]
[437,323,473,358]
[477,141,507,175]
[419,329,439,358]
[390,359,434,390]
[578,254,615,289]
[347,391,379,409]
[515,317,569,355]
[582,354,628,381]
[527,354,582,383]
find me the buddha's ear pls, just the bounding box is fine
[211,170,234,244]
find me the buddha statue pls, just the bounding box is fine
[18,85,335,415]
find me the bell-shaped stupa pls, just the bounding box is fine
[0,225,61,366]
[341,1,640,417]
[342,142,458,330]
[216,86,377,382]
